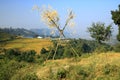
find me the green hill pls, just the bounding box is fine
[0,28,38,38]
[0,31,15,41]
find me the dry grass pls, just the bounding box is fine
[0,38,52,54]
[36,52,120,78]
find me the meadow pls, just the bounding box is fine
[0,38,120,80]
[1,51,120,80]
[35,52,120,80]
[0,38,52,54]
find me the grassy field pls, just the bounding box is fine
[9,52,119,80]
[0,38,52,54]
[1,38,120,79]
[34,52,120,79]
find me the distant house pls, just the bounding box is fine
[37,36,42,39]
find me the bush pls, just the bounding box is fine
[20,50,36,62]
[0,60,24,80]
[41,39,114,60]
[103,64,119,75]
[63,47,74,58]
[113,43,120,52]
[55,45,64,59]
[77,68,89,77]
[57,68,67,79]
[40,48,48,54]
[5,49,21,59]
[94,44,113,53]
[22,73,39,80]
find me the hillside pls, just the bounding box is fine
[0,31,15,41]
[0,38,120,79]
[1,52,120,80]
[30,28,75,38]
[0,38,52,54]
[0,28,38,38]
[35,52,120,79]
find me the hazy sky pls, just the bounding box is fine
[0,0,120,38]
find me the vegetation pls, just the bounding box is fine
[0,31,15,41]
[40,39,113,60]
[111,5,120,41]
[0,37,120,80]
[0,38,52,54]
[1,47,120,80]
[0,27,37,38]
[88,22,112,44]
[0,4,120,80]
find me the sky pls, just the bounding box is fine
[0,0,120,38]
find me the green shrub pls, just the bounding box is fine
[36,55,46,64]
[113,43,120,52]
[94,44,113,53]
[56,68,67,79]
[40,48,48,54]
[77,68,89,77]
[63,47,73,58]
[0,54,5,59]
[5,49,21,59]
[103,64,119,75]
[0,60,24,80]
[55,45,64,59]
[22,73,39,80]
[20,50,36,62]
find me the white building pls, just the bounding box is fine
[37,36,42,39]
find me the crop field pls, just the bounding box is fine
[0,38,52,54]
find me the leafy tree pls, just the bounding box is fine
[111,5,120,41]
[88,22,112,44]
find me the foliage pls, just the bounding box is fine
[56,68,67,79]
[103,64,120,75]
[22,73,39,80]
[5,49,21,59]
[111,5,120,41]
[40,48,48,54]
[4,49,36,62]
[0,30,15,41]
[69,39,112,54]
[42,39,113,59]
[20,50,36,62]
[113,43,120,52]
[0,60,25,80]
[63,46,74,58]
[94,43,113,53]
[1,47,120,80]
[88,22,112,43]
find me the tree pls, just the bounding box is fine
[111,5,120,41]
[88,22,112,44]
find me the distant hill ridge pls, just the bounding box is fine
[0,27,38,38]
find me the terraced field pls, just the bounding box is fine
[0,38,52,54]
